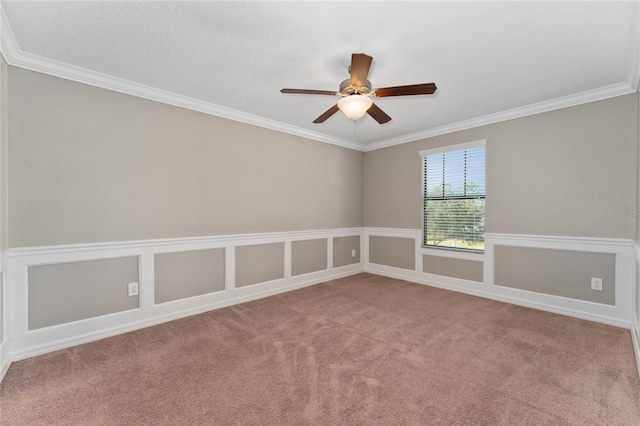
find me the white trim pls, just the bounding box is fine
[0,8,20,63]
[420,247,485,262]
[0,250,8,382]
[139,253,154,310]
[0,343,9,383]
[0,9,361,152]
[284,240,292,279]
[634,240,640,265]
[9,265,362,363]
[486,232,633,249]
[625,1,640,91]
[632,323,640,380]
[1,228,637,382]
[365,227,634,329]
[0,228,640,382]
[1,7,637,153]
[367,262,629,329]
[0,356,8,383]
[632,241,640,379]
[327,237,334,270]
[1,228,364,377]
[419,139,487,157]
[363,227,420,239]
[364,83,634,152]
[8,228,363,260]
[225,246,236,291]
[485,232,635,328]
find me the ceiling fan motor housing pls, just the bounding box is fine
[339,79,372,96]
[281,53,435,124]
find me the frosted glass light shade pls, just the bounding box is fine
[337,95,373,120]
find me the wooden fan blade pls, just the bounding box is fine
[313,104,340,123]
[349,53,373,87]
[374,83,437,97]
[367,103,392,124]
[281,88,337,96]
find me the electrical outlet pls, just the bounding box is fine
[590,277,603,291]
[351,249,356,257]
[128,282,139,296]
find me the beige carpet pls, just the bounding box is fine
[1,273,639,425]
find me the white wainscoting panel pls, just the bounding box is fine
[2,228,637,383]
[0,228,363,381]
[364,228,635,330]
[632,241,640,379]
[0,250,8,381]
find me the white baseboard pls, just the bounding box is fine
[1,228,364,380]
[366,263,629,328]
[1,250,8,382]
[8,264,361,363]
[364,229,635,329]
[631,241,640,379]
[0,340,9,382]
[632,317,640,380]
[2,228,638,383]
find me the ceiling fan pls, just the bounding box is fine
[281,53,437,124]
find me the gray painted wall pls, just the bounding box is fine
[154,248,225,304]
[636,93,640,336]
[365,94,637,239]
[291,239,327,276]
[494,246,615,305]
[369,236,415,270]
[0,57,6,344]
[423,255,483,282]
[235,243,285,287]
[1,57,7,252]
[333,236,360,267]
[28,257,139,329]
[7,66,364,248]
[364,94,637,303]
[4,62,639,340]
[637,92,640,242]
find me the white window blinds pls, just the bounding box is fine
[422,144,486,251]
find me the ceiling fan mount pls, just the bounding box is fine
[281,53,437,124]
[338,79,372,96]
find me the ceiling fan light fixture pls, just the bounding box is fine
[282,53,436,124]
[337,94,373,120]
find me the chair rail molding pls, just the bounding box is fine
[364,228,635,330]
[0,228,364,382]
[2,228,637,382]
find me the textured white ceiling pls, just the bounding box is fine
[1,1,638,150]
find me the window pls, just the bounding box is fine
[421,141,486,252]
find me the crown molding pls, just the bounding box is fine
[0,7,364,152]
[363,82,635,152]
[1,4,637,154]
[626,0,640,91]
[0,5,20,61]
[4,53,364,151]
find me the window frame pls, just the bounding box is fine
[419,139,486,254]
